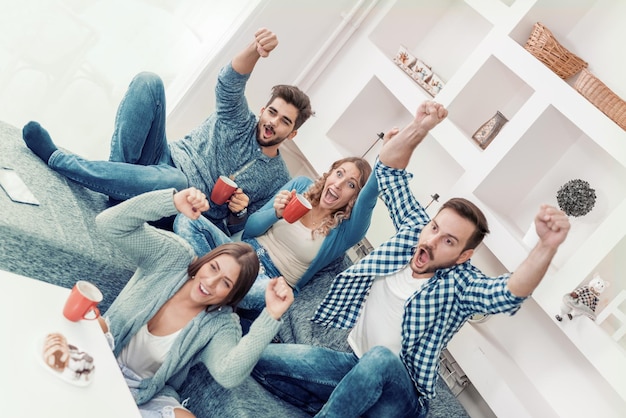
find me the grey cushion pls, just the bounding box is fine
[0,120,134,311]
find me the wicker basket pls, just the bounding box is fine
[524,22,587,79]
[575,68,626,130]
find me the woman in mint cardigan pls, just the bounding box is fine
[174,156,376,312]
[96,187,294,418]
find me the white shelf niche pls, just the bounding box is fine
[368,0,493,84]
[473,104,626,269]
[326,75,465,199]
[449,295,626,417]
[548,233,626,353]
[447,54,534,149]
[326,76,410,162]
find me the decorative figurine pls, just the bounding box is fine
[556,179,596,217]
[555,273,609,322]
[471,111,508,149]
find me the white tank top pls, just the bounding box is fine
[118,324,181,378]
[256,218,324,287]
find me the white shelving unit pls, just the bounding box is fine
[296,0,626,416]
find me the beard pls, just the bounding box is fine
[410,245,456,276]
[256,135,286,148]
[256,123,288,148]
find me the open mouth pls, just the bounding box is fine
[199,283,210,296]
[263,125,274,138]
[323,188,339,204]
[415,247,432,268]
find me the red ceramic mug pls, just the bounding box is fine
[283,193,312,223]
[211,176,238,205]
[63,281,103,322]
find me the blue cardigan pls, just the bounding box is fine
[96,189,282,405]
[242,170,378,293]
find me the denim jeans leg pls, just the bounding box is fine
[173,213,233,256]
[48,153,188,200]
[47,72,188,200]
[252,344,358,415]
[316,346,426,418]
[237,272,270,312]
[109,72,169,166]
[238,238,284,312]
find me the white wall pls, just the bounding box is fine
[0,0,258,160]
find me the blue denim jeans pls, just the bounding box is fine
[119,363,190,418]
[252,345,428,418]
[173,214,282,312]
[47,72,188,200]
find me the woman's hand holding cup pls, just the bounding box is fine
[283,193,312,223]
[273,190,294,219]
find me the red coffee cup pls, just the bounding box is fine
[63,281,103,322]
[283,193,312,223]
[211,175,238,205]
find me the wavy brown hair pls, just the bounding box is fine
[303,157,372,236]
[187,242,259,312]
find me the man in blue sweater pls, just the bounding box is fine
[22,28,313,235]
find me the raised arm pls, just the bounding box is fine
[231,28,278,75]
[173,187,210,220]
[198,278,293,389]
[378,101,448,169]
[508,204,570,297]
[95,188,207,270]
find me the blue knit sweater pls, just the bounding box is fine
[95,189,282,405]
[169,64,291,234]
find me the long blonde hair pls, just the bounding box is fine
[303,157,372,236]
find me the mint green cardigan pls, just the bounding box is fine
[96,189,281,405]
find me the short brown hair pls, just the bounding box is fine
[439,198,489,251]
[187,242,259,311]
[266,85,314,130]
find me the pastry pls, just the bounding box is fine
[67,344,95,381]
[42,333,95,381]
[42,333,69,371]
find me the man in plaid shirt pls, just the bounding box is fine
[252,101,571,417]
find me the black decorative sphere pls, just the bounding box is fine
[556,179,596,217]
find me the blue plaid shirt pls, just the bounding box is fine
[313,160,526,399]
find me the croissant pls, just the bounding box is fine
[43,333,70,371]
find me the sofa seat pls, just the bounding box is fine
[0,120,134,311]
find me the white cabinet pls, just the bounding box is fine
[298,0,626,416]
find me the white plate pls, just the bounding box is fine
[36,335,95,387]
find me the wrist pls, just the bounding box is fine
[233,207,248,218]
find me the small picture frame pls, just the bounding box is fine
[411,59,433,82]
[392,46,444,97]
[428,73,445,96]
[393,45,417,70]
